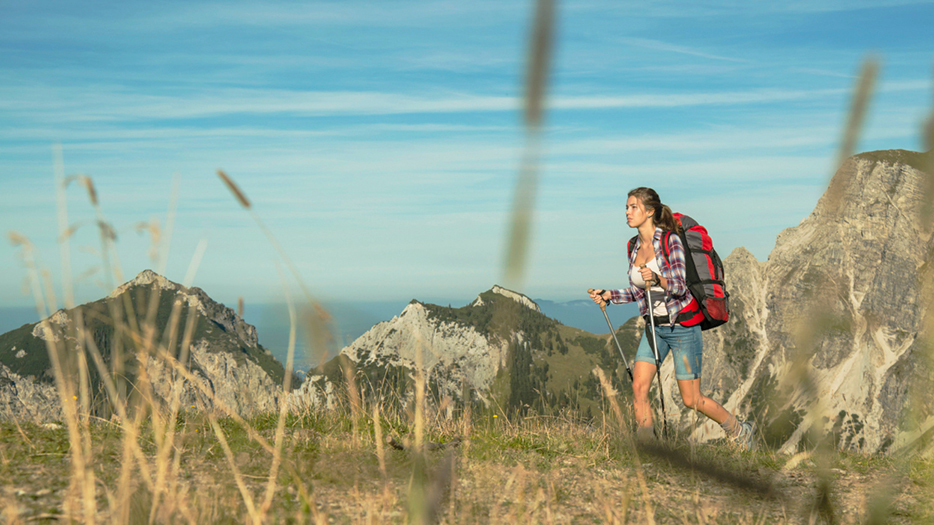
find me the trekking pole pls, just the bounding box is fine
[642,277,670,440]
[590,289,634,382]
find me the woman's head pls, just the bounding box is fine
[627,187,679,231]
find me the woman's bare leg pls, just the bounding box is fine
[632,360,658,428]
[676,378,730,424]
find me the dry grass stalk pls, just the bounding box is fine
[216,168,334,371]
[217,169,251,209]
[146,271,204,522]
[503,0,555,286]
[684,55,878,522]
[414,334,427,453]
[27,267,97,523]
[340,355,363,447]
[134,219,163,264]
[836,57,878,168]
[207,415,261,524]
[523,0,554,129]
[374,404,387,477]
[259,283,298,517]
[768,57,886,520]
[825,57,878,215]
[156,172,181,274]
[593,367,655,525]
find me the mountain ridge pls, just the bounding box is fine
[0,270,292,422]
[290,286,643,417]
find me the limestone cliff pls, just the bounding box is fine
[686,149,934,454]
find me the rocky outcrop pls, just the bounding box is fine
[344,302,509,392]
[142,339,282,416]
[685,150,933,454]
[290,286,624,415]
[474,285,541,313]
[0,271,288,422]
[0,363,63,423]
[110,269,260,348]
[291,297,512,410]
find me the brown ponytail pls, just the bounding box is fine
[627,187,680,232]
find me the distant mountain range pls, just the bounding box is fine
[2,298,637,371]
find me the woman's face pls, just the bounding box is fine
[626,196,653,229]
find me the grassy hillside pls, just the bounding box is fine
[1,401,929,522]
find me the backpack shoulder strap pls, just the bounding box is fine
[661,231,673,264]
[627,236,638,259]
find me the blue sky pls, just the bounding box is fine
[1,0,933,311]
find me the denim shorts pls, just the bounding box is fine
[635,322,702,380]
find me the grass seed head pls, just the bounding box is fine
[8,231,30,247]
[217,169,251,209]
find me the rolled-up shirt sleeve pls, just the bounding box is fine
[609,288,635,304]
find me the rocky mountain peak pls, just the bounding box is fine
[699,149,934,454]
[810,149,931,223]
[109,269,179,298]
[110,270,258,348]
[1,270,290,423]
[471,285,541,313]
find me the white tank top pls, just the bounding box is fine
[630,258,668,319]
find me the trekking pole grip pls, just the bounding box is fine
[588,288,608,310]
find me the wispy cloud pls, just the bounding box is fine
[567,0,934,17]
[10,82,930,124]
[619,37,751,63]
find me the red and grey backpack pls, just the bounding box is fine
[627,213,730,330]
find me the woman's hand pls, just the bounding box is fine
[587,288,610,307]
[638,266,661,289]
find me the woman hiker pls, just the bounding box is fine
[588,187,755,449]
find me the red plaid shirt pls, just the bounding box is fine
[609,227,694,320]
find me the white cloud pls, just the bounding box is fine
[619,37,752,63]
[10,81,928,124]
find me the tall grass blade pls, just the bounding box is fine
[217,169,252,209]
[207,416,261,524]
[826,57,878,214]
[593,367,655,525]
[216,168,334,366]
[524,0,554,129]
[920,87,934,222]
[260,267,299,516]
[503,0,555,286]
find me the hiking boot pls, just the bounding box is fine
[730,421,756,451]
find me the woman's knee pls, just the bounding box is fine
[680,392,702,410]
[632,380,652,401]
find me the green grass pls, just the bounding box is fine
[2,389,932,522]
